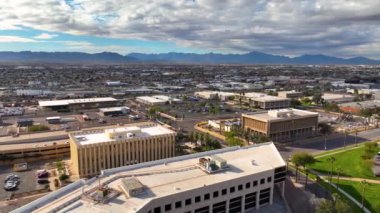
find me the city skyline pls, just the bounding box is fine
[0,0,380,59]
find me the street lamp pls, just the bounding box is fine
[360,180,368,212]
[343,130,347,149]
[355,130,359,146]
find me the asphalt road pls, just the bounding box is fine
[279,128,380,159]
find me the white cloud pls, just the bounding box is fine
[34,33,58,39]
[0,36,37,43]
[1,0,380,57]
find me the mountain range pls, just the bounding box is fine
[0,51,379,65]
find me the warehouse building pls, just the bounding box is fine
[13,142,287,213]
[38,97,119,111]
[69,122,176,178]
[136,95,182,105]
[242,108,318,142]
[241,92,291,109]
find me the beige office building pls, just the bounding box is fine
[277,90,304,99]
[242,108,318,142]
[239,92,290,109]
[69,122,176,178]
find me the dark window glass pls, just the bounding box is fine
[222,189,227,195]
[260,178,265,184]
[204,193,210,200]
[230,186,235,193]
[238,184,243,191]
[165,204,171,211]
[154,207,161,213]
[213,191,219,198]
[195,196,201,203]
[253,180,258,186]
[267,177,272,183]
[175,201,182,208]
[185,198,191,206]
[246,182,251,189]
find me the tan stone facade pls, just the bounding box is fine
[69,122,176,178]
[242,109,318,142]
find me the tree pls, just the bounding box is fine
[291,152,316,182]
[327,157,336,183]
[316,193,352,213]
[312,92,324,105]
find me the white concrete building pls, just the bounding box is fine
[12,142,287,213]
[195,91,237,101]
[136,95,182,105]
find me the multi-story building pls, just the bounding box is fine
[277,90,304,99]
[69,122,176,177]
[239,92,290,109]
[242,108,319,142]
[13,142,287,213]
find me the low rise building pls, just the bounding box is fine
[242,108,319,142]
[195,91,237,101]
[99,106,130,116]
[69,122,176,177]
[13,142,287,213]
[277,90,303,99]
[241,92,290,109]
[322,93,355,103]
[339,100,380,114]
[136,95,182,105]
[38,97,119,111]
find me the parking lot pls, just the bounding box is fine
[0,161,49,201]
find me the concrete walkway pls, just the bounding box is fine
[320,175,380,184]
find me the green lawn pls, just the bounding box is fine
[335,179,380,213]
[310,146,379,180]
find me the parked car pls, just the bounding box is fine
[36,170,49,179]
[37,179,49,184]
[4,181,17,190]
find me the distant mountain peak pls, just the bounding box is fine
[0,51,378,65]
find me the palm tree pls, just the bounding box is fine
[326,157,336,183]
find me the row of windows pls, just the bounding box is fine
[150,177,273,212]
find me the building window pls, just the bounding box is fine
[213,191,219,198]
[230,186,235,193]
[222,188,227,195]
[165,204,171,211]
[267,177,272,183]
[260,178,265,184]
[204,193,210,200]
[195,196,201,203]
[154,207,161,213]
[238,184,243,191]
[253,180,258,186]
[246,182,251,189]
[185,198,192,206]
[175,201,182,208]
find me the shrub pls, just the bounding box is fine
[59,174,69,181]
[28,125,50,132]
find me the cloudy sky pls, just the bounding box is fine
[0,0,379,58]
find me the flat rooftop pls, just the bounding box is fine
[16,142,284,213]
[243,108,318,122]
[38,97,118,107]
[70,123,176,145]
[244,92,289,102]
[136,95,182,104]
